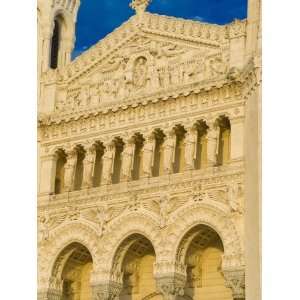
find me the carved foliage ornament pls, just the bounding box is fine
[92,282,123,300]
[156,274,186,300]
[223,269,245,299]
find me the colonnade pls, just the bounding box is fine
[39,116,244,195]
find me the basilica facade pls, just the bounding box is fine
[37,1,261,300]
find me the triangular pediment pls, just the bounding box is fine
[53,13,231,113]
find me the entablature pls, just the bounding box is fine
[38,163,245,218]
[38,95,245,145]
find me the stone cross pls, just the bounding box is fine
[130,0,152,14]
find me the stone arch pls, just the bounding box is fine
[49,241,94,299]
[105,218,160,300]
[38,221,100,288]
[99,210,161,280]
[168,202,243,268]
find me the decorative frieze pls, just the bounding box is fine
[39,89,244,143]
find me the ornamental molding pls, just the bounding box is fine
[94,211,161,282]
[38,179,245,289]
[38,165,244,210]
[38,63,254,130]
[38,99,244,144]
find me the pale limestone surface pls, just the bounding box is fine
[37,0,261,299]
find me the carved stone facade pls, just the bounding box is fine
[38,1,261,300]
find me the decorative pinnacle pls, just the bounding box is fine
[130,0,152,14]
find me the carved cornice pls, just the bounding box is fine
[38,164,244,210]
[38,60,257,130]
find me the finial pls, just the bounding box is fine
[130,0,152,14]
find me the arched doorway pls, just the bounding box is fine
[179,225,233,300]
[112,234,163,300]
[52,242,93,300]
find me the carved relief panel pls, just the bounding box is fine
[55,36,229,112]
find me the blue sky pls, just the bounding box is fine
[72,0,248,58]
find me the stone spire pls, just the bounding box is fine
[130,0,152,14]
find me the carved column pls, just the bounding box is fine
[163,130,176,175]
[39,153,58,195]
[206,123,220,167]
[142,133,155,177]
[41,30,52,72]
[38,277,63,300]
[61,36,75,66]
[154,262,187,300]
[101,142,115,185]
[37,289,62,300]
[223,269,245,300]
[121,138,134,181]
[64,149,77,192]
[184,126,197,171]
[230,117,245,162]
[91,281,123,300]
[156,275,186,300]
[82,145,97,188]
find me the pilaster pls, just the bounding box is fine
[228,20,247,70]
[39,153,58,195]
[231,117,245,162]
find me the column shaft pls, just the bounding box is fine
[64,150,77,191]
[206,125,219,166]
[163,131,176,174]
[83,146,97,188]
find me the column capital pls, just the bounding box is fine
[155,274,186,300]
[65,148,77,158]
[144,131,156,142]
[230,115,245,124]
[223,268,245,300]
[103,140,115,150]
[40,152,59,162]
[91,281,123,300]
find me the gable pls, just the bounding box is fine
[50,13,231,113]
